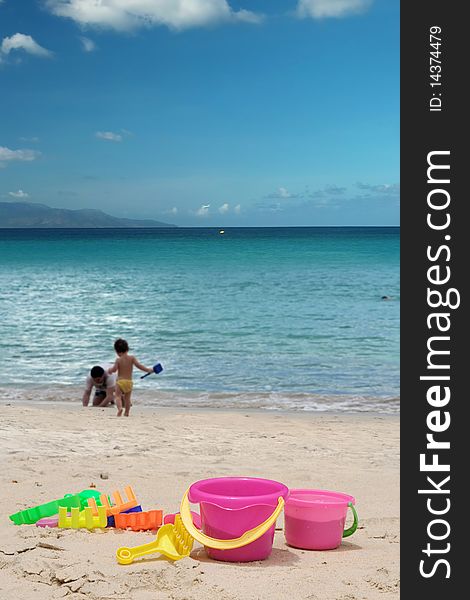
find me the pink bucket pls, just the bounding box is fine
[284,489,358,550]
[188,477,289,562]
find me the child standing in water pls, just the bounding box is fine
[108,339,153,416]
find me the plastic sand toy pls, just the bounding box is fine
[284,489,358,550]
[140,363,163,379]
[178,478,288,562]
[9,490,100,526]
[9,497,77,525]
[114,509,163,531]
[179,485,285,561]
[116,514,193,564]
[88,485,138,516]
[36,516,59,528]
[10,495,80,525]
[107,505,142,528]
[77,489,102,508]
[58,505,107,529]
[116,485,286,565]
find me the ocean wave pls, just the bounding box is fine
[0,386,400,414]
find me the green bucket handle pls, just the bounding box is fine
[342,502,359,538]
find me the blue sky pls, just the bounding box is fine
[0,0,399,226]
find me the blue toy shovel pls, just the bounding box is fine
[141,363,163,379]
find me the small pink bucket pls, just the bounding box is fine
[284,489,358,550]
[188,477,289,562]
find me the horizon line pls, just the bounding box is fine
[0,225,400,230]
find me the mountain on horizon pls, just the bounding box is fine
[0,202,176,228]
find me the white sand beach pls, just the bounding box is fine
[1,402,399,599]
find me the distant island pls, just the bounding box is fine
[0,202,176,228]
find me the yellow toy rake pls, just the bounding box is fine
[58,506,107,529]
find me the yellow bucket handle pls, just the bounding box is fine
[179,488,285,550]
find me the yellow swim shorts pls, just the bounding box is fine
[117,379,133,394]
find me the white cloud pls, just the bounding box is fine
[0,146,41,167]
[164,207,178,215]
[234,204,241,214]
[196,204,210,216]
[356,182,400,195]
[296,0,372,19]
[218,203,229,214]
[325,184,346,195]
[95,131,123,142]
[267,186,299,200]
[1,33,52,59]
[79,36,96,52]
[308,184,346,199]
[234,9,264,24]
[45,0,261,31]
[8,189,29,198]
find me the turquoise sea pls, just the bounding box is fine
[0,227,399,413]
